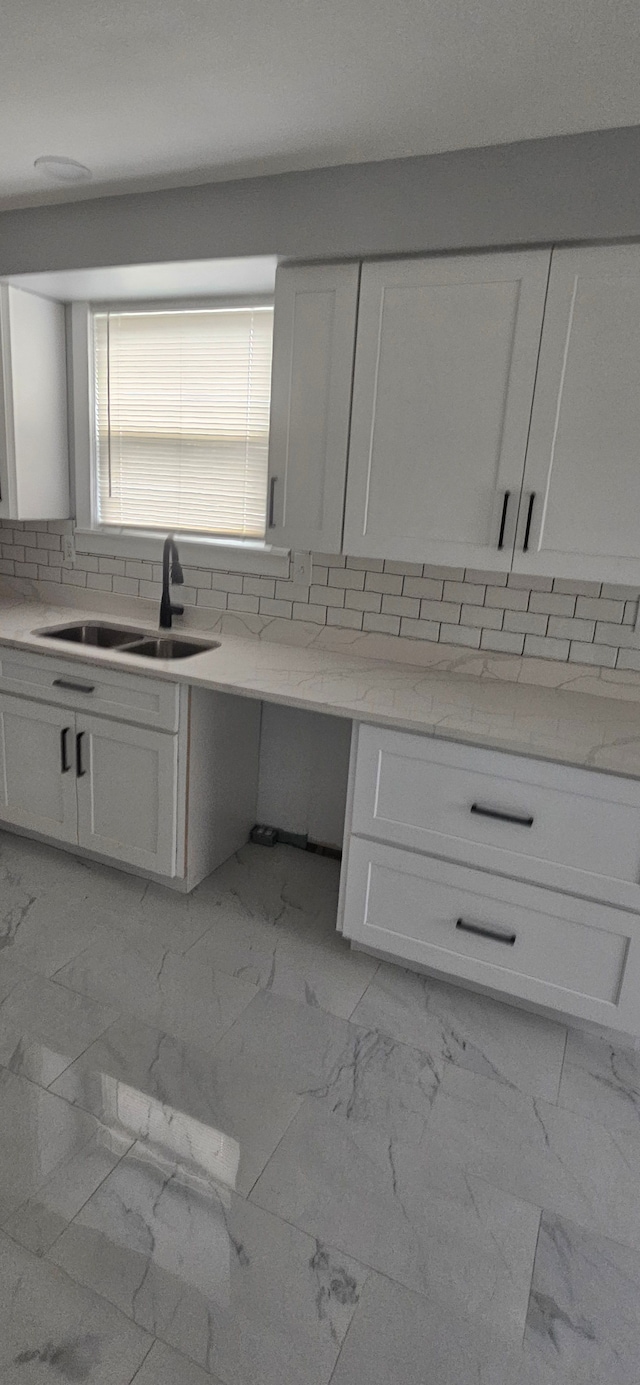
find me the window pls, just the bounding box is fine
[92,304,274,539]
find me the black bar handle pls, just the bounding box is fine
[53,678,95,694]
[60,727,70,774]
[523,492,536,552]
[497,491,510,550]
[268,475,277,528]
[456,918,516,946]
[470,802,534,828]
[76,731,86,778]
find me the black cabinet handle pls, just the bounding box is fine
[523,493,536,552]
[53,678,95,694]
[470,802,534,828]
[456,918,516,946]
[268,476,277,528]
[76,731,86,778]
[60,727,70,774]
[497,491,510,550]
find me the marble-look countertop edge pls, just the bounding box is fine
[1,596,640,779]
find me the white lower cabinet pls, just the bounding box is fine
[75,714,178,876]
[0,692,78,843]
[342,723,640,1035]
[0,662,261,890]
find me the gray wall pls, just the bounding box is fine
[2,124,640,275]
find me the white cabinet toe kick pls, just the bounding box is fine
[340,723,640,1036]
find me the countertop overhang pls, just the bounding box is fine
[1,594,640,778]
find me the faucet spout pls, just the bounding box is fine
[159,534,184,629]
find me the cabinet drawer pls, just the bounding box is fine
[343,837,632,1024]
[0,647,179,730]
[352,724,640,905]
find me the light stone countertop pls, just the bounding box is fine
[2,588,640,778]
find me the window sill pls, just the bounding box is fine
[73,528,291,578]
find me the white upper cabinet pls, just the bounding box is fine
[343,251,550,568]
[513,245,640,583]
[267,262,359,553]
[0,285,70,521]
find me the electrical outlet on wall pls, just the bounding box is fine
[292,551,312,586]
[62,534,75,566]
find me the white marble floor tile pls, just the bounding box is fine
[350,961,567,1100]
[131,1340,224,1385]
[0,1067,108,1222]
[425,1064,640,1248]
[0,975,117,1086]
[525,1213,640,1385]
[0,951,33,1003]
[329,1272,572,1385]
[185,845,376,1020]
[53,936,258,1052]
[4,1125,132,1255]
[48,1145,369,1385]
[0,1229,152,1384]
[0,892,121,977]
[211,989,371,1093]
[0,827,146,916]
[558,1027,640,1130]
[251,1099,539,1336]
[50,1014,302,1194]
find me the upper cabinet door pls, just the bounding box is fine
[267,262,359,554]
[513,245,640,583]
[0,285,70,521]
[343,251,550,568]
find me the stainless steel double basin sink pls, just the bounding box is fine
[35,622,220,660]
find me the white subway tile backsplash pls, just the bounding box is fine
[547,616,596,641]
[575,596,625,622]
[503,610,548,636]
[440,623,482,648]
[345,588,382,612]
[523,634,571,661]
[327,567,366,590]
[443,581,485,605]
[402,577,444,600]
[480,629,525,654]
[364,571,404,595]
[399,617,440,640]
[485,585,529,611]
[3,514,639,670]
[294,602,326,624]
[419,599,461,622]
[462,603,503,630]
[529,591,576,617]
[381,594,421,618]
[363,612,401,635]
[327,606,363,629]
[568,642,617,667]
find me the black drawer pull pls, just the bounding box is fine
[456,918,516,946]
[53,678,95,694]
[76,731,86,778]
[60,727,70,773]
[470,802,534,828]
[523,492,536,552]
[497,491,510,550]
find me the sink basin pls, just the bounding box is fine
[38,622,147,647]
[124,637,220,659]
[36,623,220,659]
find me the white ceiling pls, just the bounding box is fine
[6,257,278,302]
[2,0,640,209]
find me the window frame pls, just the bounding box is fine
[70,298,290,577]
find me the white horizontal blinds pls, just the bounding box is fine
[93,305,274,537]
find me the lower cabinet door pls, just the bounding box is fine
[342,836,635,1027]
[75,713,179,876]
[0,691,78,842]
